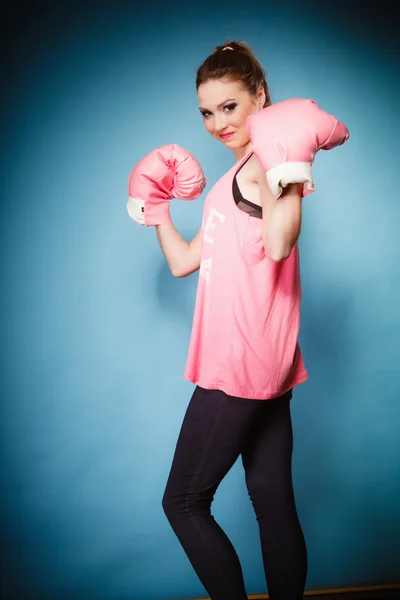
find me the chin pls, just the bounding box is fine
[230,141,249,152]
[223,138,243,148]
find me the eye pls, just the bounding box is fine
[224,103,237,112]
[200,110,211,118]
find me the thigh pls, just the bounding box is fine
[163,386,262,500]
[241,390,294,495]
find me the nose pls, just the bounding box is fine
[214,113,229,134]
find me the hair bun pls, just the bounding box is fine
[197,40,272,108]
[213,40,249,54]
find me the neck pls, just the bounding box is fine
[234,140,252,162]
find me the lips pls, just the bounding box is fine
[220,132,234,140]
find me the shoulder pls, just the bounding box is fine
[237,153,264,183]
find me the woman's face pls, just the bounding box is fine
[197,78,264,150]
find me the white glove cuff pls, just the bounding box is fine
[127,196,145,225]
[266,162,314,198]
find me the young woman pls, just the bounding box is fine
[127,40,349,600]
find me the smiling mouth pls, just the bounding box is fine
[220,132,234,139]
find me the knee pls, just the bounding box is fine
[162,485,208,520]
[161,487,173,517]
[246,472,294,505]
[162,485,183,520]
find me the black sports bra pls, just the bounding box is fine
[232,153,263,219]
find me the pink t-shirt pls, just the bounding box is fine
[183,151,308,400]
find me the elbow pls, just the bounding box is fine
[172,265,195,278]
[172,261,200,278]
[267,252,290,262]
[171,267,186,278]
[264,245,292,262]
[264,235,299,262]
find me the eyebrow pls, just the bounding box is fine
[198,98,236,111]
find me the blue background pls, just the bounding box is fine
[1,1,399,599]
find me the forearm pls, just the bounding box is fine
[259,180,302,261]
[156,223,199,278]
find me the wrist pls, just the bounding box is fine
[145,199,172,227]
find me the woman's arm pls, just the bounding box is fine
[156,224,202,278]
[257,176,303,261]
[247,99,349,261]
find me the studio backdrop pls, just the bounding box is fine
[1,1,399,599]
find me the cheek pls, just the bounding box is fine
[231,107,251,129]
[204,119,215,134]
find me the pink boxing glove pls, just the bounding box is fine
[246,98,350,198]
[127,144,206,226]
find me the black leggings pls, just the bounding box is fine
[162,385,307,600]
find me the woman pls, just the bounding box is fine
[127,40,349,600]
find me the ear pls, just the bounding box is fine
[257,86,266,109]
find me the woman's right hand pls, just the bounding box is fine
[127,144,206,227]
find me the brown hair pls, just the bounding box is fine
[195,40,271,108]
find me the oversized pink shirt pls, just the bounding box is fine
[183,151,308,400]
